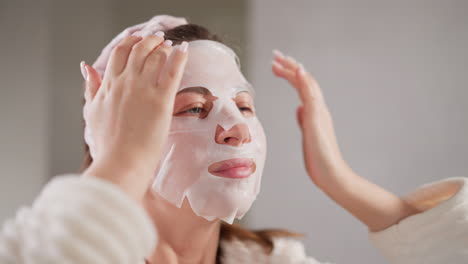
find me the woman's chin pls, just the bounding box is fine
[186,188,256,221]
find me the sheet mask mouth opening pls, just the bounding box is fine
[208,158,256,179]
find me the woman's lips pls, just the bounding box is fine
[208,158,256,179]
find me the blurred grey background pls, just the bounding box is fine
[1,0,467,263]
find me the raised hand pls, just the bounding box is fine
[80,33,188,201]
[272,50,421,231]
[272,50,347,187]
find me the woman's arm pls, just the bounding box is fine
[271,50,420,232]
[0,174,156,264]
[315,163,421,232]
[0,33,188,263]
[272,51,468,262]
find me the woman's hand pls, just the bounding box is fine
[272,50,347,188]
[80,34,188,201]
[272,51,421,232]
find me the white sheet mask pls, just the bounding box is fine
[151,40,267,223]
[84,40,267,223]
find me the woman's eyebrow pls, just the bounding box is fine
[234,91,254,101]
[177,86,212,96]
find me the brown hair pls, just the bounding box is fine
[80,23,302,263]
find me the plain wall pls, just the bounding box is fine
[0,0,115,222]
[0,0,52,222]
[245,1,468,263]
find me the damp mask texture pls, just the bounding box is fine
[151,40,267,223]
[84,38,267,223]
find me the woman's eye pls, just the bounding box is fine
[174,101,211,118]
[239,107,253,113]
[177,106,209,118]
[186,107,205,114]
[238,106,255,116]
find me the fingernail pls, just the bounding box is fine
[178,41,189,53]
[163,40,173,47]
[154,31,165,38]
[273,49,284,58]
[80,61,88,81]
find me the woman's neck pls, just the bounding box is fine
[142,190,221,264]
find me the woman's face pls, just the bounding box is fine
[151,40,267,223]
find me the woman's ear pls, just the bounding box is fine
[81,62,102,102]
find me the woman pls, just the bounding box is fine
[1,14,467,264]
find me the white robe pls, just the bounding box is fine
[1,174,467,263]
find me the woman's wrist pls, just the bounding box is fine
[83,154,155,201]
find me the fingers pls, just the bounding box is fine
[272,60,296,83]
[107,36,143,76]
[295,64,324,104]
[273,50,300,72]
[81,61,102,102]
[294,66,314,102]
[158,41,189,96]
[141,40,173,86]
[126,32,165,73]
[272,49,325,104]
[272,50,301,86]
[86,64,103,101]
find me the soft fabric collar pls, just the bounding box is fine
[219,237,329,264]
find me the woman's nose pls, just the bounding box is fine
[215,123,251,147]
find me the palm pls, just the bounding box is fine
[272,51,346,187]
